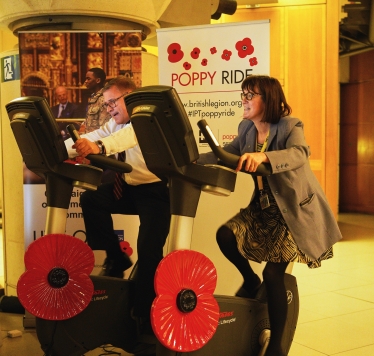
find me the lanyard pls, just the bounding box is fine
[256,131,269,191]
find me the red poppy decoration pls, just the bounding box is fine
[249,57,258,67]
[120,240,133,257]
[151,250,219,352]
[190,47,201,59]
[167,42,184,63]
[235,37,255,58]
[17,234,95,320]
[221,49,232,61]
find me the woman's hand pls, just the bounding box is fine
[236,152,269,172]
[72,138,99,158]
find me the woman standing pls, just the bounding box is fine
[200,75,342,355]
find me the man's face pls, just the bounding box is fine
[84,71,100,91]
[56,88,68,104]
[102,86,132,125]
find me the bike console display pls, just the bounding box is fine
[125,86,237,217]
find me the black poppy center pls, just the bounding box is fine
[48,267,69,288]
[176,289,197,313]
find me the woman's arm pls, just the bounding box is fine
[265,120,309,174]
[236,119,309,174]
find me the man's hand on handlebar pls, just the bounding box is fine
[72,138,100,158]
[236,152,269,173]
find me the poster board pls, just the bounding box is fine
[157,21,270,294]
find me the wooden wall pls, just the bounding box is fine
[220,0,340,215]
[340,50,374,214]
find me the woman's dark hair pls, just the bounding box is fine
[241,75,292,124]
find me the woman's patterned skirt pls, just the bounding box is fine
[225,180,333,269]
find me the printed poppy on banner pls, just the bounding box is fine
[165,35,259,71]
[17,233,95,320]
[151,250,219,352]
[190,47,201,59]
[221,49,232,61]
[249,57,258,67]
[167,43,184,63]
[235,37,255,58]
[210,47,217,55]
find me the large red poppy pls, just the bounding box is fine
[17,233,95,320]
[151,250,219,352]
[235,37,255,58]
[167,42,184,63]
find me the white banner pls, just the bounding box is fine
[157,21,270,294]
[23,184,139,276]
[157,21,270,150]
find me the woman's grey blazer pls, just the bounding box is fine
[199,116,342,261]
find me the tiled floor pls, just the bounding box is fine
[289,213,374,356]
[0,213,373,355]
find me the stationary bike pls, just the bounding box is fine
[6,86,298,356]
[124,86,299,356]
[6,96,139,355]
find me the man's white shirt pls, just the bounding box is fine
[64,118,160,185]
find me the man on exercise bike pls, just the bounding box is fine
[64,76,171,353]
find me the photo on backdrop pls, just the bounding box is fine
[18,30,142,184]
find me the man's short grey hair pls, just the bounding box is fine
[102,76,137,93]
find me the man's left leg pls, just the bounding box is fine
[80,182,133,277]
[130,181,171,319]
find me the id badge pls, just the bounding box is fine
[259,192,270,210]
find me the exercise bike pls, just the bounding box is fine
[124,86,299,356]
[6,96,139,354]
[6,86,298,356]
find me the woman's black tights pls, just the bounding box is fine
[262,261,289,356]
[216,225,289,356]
[216,226,261,294]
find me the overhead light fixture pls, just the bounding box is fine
[211,0,238,20]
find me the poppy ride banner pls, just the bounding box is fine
[156,21,270,294]
[157,20,270,151]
